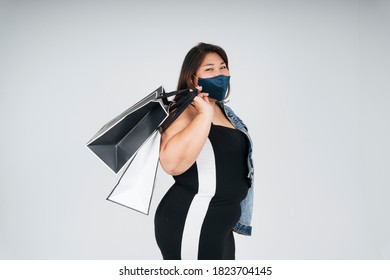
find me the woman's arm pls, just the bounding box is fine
[160,93,214,176]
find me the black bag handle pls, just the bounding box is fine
[157,88,197,106]
[157,88,196,99]
[159,88,198,132]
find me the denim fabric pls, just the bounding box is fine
[216,101,254,236]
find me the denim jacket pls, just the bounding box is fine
[216,101,254,236]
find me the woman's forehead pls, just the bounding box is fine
[201,52,225,66]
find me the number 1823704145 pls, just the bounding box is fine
[212,266,272,276]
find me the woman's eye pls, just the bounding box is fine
[205,68,213,71]
[221,65,227,69]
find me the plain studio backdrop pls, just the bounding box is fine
[0,0,389,259]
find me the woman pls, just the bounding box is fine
[154,42,254,260]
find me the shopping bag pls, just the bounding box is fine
[86,86,196,173]
[87,86,197,214]
[106,129,161,214]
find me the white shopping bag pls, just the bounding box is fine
[106,130,161,215]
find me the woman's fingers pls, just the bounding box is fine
[192,94,214,116]
[195,85,209,101]
[194,93,209,104]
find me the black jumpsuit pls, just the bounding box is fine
[154,123,249,260]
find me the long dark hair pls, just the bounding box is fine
[160,43,230,132]
[175,42,230,99]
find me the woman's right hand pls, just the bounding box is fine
[192,85,214,118]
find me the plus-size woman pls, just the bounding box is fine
[154,42,254,260]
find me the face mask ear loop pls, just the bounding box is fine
[192,74,198,87]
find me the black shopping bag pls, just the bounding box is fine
[86,86,196,173]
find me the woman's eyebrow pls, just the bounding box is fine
[202,62,226,67]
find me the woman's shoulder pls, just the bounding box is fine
[162,105,197,135]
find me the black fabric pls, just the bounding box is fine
[154,123,249,260]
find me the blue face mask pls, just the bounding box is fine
[197,75,230,101]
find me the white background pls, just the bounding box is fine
[0,0,389,259]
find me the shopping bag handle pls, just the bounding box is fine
[156,88,198,100]
[159,88,198,132]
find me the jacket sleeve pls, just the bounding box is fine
[233,186,253,236]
